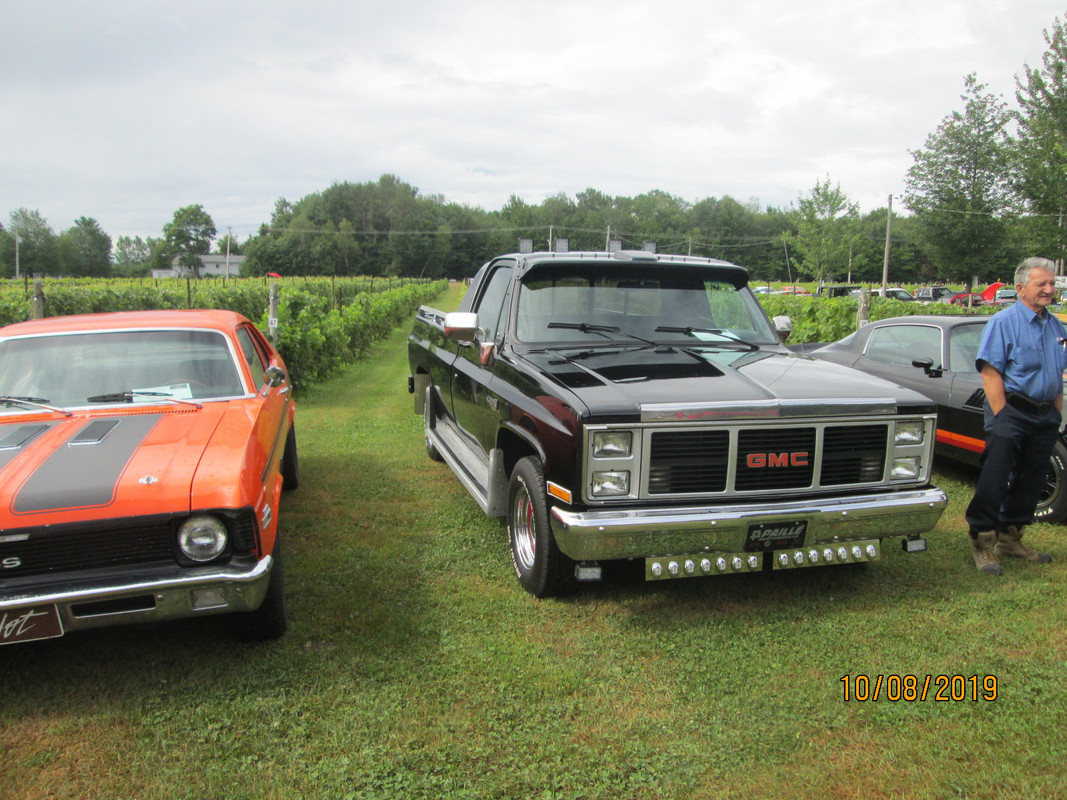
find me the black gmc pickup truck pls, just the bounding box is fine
[408,250,947,596]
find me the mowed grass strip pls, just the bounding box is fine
[3,282,1067,799]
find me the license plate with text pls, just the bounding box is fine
[744,520,808,551]
[0,604,64,645]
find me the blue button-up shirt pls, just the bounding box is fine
[975,301,1067,402]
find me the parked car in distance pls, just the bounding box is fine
[0,309,298,646]
[848,287,915,301]
[810,314,1067,522]
[771,285,812,295]
[815,284,861,298]
[948,292,987,308]
[878,287,916,301]
[915,286,956,303]
[992,288,1018,305]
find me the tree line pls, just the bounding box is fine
[4,14,1067,288]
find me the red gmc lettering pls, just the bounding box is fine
[747,452,809,468]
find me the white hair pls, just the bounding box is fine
[1015,257,1056,286]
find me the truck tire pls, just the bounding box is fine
[507,456,574,597]
[1035,438,1067,523]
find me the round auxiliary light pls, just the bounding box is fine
[778,552,790,568]
[700,558,712,574]
[793,551,805,566]
[716,557,728,573]
[823,548,835,562]
[837,547,849,561]
[684,559,696,575]
[866,544,877,559]
[651,562,663,577]
[747,555,760,570]
[852,546,863,560]
[808,549,819,564]
[731,556,744,571]
[668,561,680,576]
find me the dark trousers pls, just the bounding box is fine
[965,402,1061,535]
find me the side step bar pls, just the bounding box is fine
[427,406,508,518]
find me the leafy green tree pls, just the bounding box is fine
[214,232,245,257]
[113,235,151,267]
[782,177,862,285]
[625,190,691,251]
[6,208,59,277]
[163,204,216,277]
[1014,14,1067,262]
[57,217,111,276]
[904,74,1017,283]
[856,209,930,285]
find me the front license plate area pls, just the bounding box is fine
[745,520,807,551]
[0,604,64,646]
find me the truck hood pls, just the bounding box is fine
[0,404,228,528]
[519,346,934,420]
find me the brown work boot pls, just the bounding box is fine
[971,531,1003,575]
[995,525,1052,564]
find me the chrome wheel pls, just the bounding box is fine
[510,476,537,572]
[506,456,574,597]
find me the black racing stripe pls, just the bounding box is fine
[0,423,55,471]
[12,415,163,514]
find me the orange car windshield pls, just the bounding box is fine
[0,329,246,409]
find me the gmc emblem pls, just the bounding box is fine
[746,452,809,468]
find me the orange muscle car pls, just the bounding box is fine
[0,310,298,645]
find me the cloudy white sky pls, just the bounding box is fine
[1,0,1064,242]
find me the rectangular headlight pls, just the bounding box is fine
[592,470,630,497]
[891,456,921,481]
[895,421,924,445]
[593,430,633,458]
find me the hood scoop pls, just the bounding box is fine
[69,419,119,445]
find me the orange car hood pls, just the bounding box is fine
[0,404,230,527]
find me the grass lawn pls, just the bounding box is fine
[3,283,1067,799]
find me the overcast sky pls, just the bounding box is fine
[2,0,1064,242]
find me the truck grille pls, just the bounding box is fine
[0,511,258,580]
[647,423,889,496]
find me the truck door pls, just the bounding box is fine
[451,262,513,452]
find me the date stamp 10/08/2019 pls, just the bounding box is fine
[840,674,998,702]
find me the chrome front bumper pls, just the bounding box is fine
[549,488,947,562]
[0,556,274,635]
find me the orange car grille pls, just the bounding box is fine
[0,511,258,580]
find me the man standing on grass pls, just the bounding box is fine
[966,257,1067,575]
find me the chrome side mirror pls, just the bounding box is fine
[773,315,793,342]
[444,312,479,344]
[265,365,286,387]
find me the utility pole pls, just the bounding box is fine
[881,194,892,295]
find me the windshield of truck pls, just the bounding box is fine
[514,264,779,346]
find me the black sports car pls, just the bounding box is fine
[811,314,1067,523]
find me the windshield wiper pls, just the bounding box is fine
[86,390,202,408]
[546,322,654,346]
[0,395,72,416]
[654,326,759,351]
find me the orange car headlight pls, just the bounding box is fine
[178,515,229,562]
